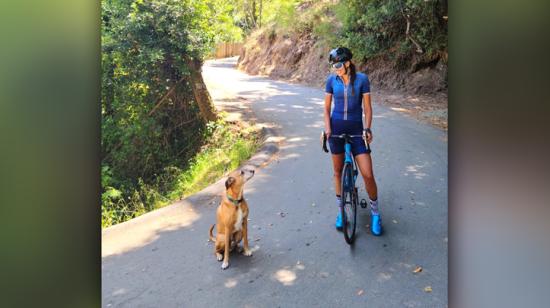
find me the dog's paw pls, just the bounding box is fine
[242,249,252,257]
[216,253,223,261]
[221,261,229,270]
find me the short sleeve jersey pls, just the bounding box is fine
[325,72,370,121]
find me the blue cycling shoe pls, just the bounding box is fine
[371,214,382,236]
[335,211,343,230]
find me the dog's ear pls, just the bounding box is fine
[225,176,235,189]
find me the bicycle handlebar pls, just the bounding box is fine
[321,131,371,153]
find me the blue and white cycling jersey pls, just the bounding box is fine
[325,72,371,122]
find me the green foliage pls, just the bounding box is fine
[101,117,260,227]
[101,0,259,227]
[261,0,299,30]
[336,0,447,66]
[167,118,260,200]
[207,0,244,43]
[254,0,447,68]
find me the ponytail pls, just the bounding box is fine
[349,62,356,96]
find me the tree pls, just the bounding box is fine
[102,0,217,184]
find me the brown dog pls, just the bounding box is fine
[209,168,255,269]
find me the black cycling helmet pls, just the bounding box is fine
[329,47,353,64]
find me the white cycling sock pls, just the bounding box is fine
[336,195,342,208]
[369,198,379,215]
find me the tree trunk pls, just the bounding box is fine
[185,58,217,122]
[259,0,262,28]
[251,0,257,28]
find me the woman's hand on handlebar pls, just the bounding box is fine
[363,128,373,144]
[321,129,330,153]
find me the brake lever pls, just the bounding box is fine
[321,131,329,153]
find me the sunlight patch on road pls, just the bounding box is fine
[265,136,285,143]
[263,107,287,113]
[287,137,310,142]
[406,163,429,180]
[250,245,260,253]
[225,278,238,288]
[274,269,297,286]
[102,200,200,258]
[377,272,392,282]
[391,107,410,113]
[291,104,312,109]
[295,261,305,271]
[306,121,324,129]
[112,288,126,296]
[277,153,301,161]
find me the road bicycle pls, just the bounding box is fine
[322,132,369,244]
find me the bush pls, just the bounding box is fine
[336,0,447,66]
[101,117,261,227]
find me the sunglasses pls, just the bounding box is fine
[332,62,344,69]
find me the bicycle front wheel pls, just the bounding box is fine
[341,163,357,245]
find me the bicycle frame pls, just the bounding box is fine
[322,131,369,244]
[343,141,358,189]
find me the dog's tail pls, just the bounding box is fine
[209,224,216,242]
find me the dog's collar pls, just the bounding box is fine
[226,194,243,206]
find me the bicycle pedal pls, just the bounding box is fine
[360,199,368,208]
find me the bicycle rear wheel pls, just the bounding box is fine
[341,163,357,244]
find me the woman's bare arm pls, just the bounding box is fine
[324,93,333,136]
[363,93,373,142]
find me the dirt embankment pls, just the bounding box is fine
[237,29,448,130]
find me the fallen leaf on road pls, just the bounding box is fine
[254,238,261,242]
[424,286,432,292]
[413,266,423,273]
[392,219,398,224]
[357,289,364,296]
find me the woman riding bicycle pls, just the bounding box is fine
[324,47,382,236]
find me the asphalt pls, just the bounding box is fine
[102,57,448,307]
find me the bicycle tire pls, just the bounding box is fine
[341,163,357,244]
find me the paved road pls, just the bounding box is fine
[102,57,448,307]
